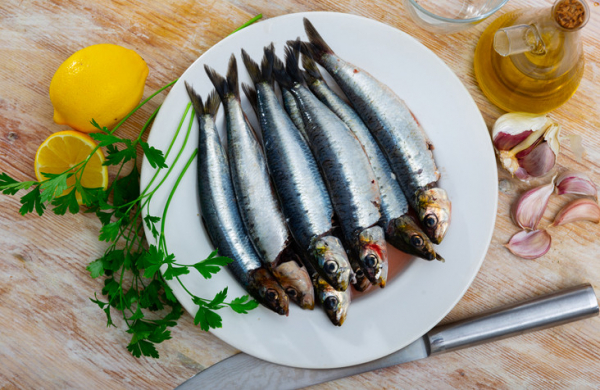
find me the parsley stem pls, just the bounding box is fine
[110,79,177,136]
[230,14,263,35]
[135,104,161,143]
[159,148,198,254]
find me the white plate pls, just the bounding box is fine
[141,12,498,369]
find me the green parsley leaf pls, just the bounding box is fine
[207,287,228,310]
[0,173,35,195]
[162,264,189,280]
[127,339,159,359]
[194,306,223,331]
[99,220,121,242]
[51,189,80,215]
[113,165,140,210]
[87,259,105,278]
[141,245,164,279]
[89,133,124,147]
[128,306,144,321]
[103,144,136,167]
[140,140,167,169]
[19,186,46,216]
[39,172,69,203]
[90,118,109,133]
[192,249,233,279]
[229,295,260,314]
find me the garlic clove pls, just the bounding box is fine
[505,229,551,260]
[518,142,556,178]
[550,198,600,227]
[491,113,560,181]
[556,171,597,198]
[512,176,556,230]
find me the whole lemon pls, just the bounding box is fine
[50,44,149,133]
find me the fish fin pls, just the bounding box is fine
[300,43,324,84]
[205,64,229,102]
[272,52,294,90]
[303,18,335,60]
[184,82,205,116]
[261,43,275,85]
[242,83,258,116]
[241,49,262,85]
[226,54,240,101]
[283,40,304,85]
[205,89,221,117]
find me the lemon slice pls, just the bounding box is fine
[35,131,109,201]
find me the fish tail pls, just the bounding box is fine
[184,81,205,115]
[204,64,229,102]
[242,83,258,115]
[226,54,240,101]
[283,40,304,85]
[205,89,221,117]
[241,49,262,85]
[261,43,275,84]
[272,51,294,90]
[300,43,323,84]
[303,18,335,60]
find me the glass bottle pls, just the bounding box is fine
[474,0,590,113]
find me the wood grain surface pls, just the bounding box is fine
[1,0,600,389]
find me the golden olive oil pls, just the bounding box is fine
[474,12,585,114]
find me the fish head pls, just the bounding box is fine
[416,188,451,245]
[385,215,439,261]
[251,268,289,316]
[314,275,351,326]
[272,258,315,310]
[311,236,352,291]
[356,226,388,287]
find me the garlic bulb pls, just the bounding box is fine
[492,113,561,181]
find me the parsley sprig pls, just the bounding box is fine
[0,14,262,359]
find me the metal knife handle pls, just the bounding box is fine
[427,284,599,355]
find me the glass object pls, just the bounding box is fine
[474,0,589,113]
[402,0,509,34]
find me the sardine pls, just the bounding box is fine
[185,82,288,315]
[304,18,451,244]
[205,56,313,310]
[301,48,442,262]
[273,41,388,287]
[302,246,351,326]
[240,46,352,292]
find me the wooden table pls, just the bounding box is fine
[1,0,599,388]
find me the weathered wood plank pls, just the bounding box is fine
[1,0,599,389]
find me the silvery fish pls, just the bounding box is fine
[301,48,442,262]
[185,82,288,315]
[304,18,451,245]
[302,247,351,326]
[273,41,388,287]
[204,56,313,310]
[240,46,352,292]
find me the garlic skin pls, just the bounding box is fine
[492,113,560,181]
[556,171,597,198]
[511,176,556,230]
[505,230,552,260]
[550,198,600,227]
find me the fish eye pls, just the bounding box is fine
[410,234,424,247]
[285,288,297,298]
[266,289,278,301]
[324,260,338,274]
[424,214,438,228]
[364,254,377,268]
[324,296,338,310]
[355,269,364,277]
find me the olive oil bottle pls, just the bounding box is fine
[474,0,589,113]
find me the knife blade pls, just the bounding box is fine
[176,284,598,390]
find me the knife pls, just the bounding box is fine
[176,284,598,390]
